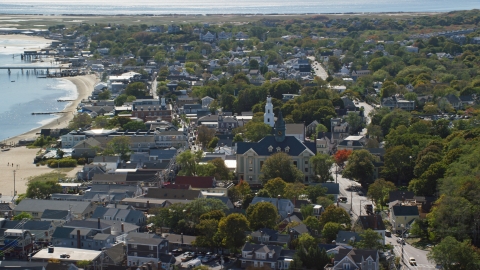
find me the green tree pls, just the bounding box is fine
[305,185,327,204]
[122,121,147,130]
[104,136,131,159]
[176,150,204,176]
[193,219,221,248]
[315,124,328,136]
[13,212,33,220]
[98,90,111,100]
[239,121,272,142]
[26,181,62,199]
[300,204,314,219]
[208,137,220,149]
[125,82,148,97]
[260,152,304,183]
[263,177,287,197]
[342,149,375,186]
[304,216,322,233]
[345,112,365,134]
[197,126,216,148]
[283,182,306,202]
[367,179,396,208]
[319,205,351,228]
[76,260,92,269]
[310,153,334,182]
[246,201,279,230]
[217,213,249,251]
[321,222,343,243]
[356,229,384,250]
[208,158,232,180]
[68,113,92,130]
[427,236,480,270]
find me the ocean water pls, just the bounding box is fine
[0,0,478,15]
[0,38,77,142]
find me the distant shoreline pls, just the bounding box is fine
[0,11,450,16]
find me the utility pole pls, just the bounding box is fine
[13,170,16,199]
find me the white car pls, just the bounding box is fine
[409,257,417,266]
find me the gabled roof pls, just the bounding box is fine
[126,232,165,245]
[388,191,414,203]
[14,199,93,214]
[63,220,110,230]
[174,176,215,189]
[41,209,70,220]
[334,247,378,265]
[237,136,316,157]
[93,156,119,163]
[392,205,419,216]
[145,188,202,201]
[336,230,361,245]
[52,227,75,239]
[320,182,340,195]
[357,214,386,231]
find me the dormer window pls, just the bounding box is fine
[285,146,290,153]
[268,145,273,152]
[276,147,281,152]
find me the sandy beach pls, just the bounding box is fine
[0,74,98,197]
[0,35,99,196]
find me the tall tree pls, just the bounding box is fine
[246,202,279,230]
[197,126,216,148]
[104,136,131,160]
[68,113,92,130]
[217,213,249,251]
[355,229,384,250]
[319,205,351,229]
[345,112,365,134]
[260,152,304,183]
[334,149,352,167]
[26,181,62,199]
[367,178,396,208]
[310,153,334,182]
[427,236,480,270]
[176,150,204,176]
[263,177,287,197]
[342,149,375,186]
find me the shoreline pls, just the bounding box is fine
[7,74,99,145]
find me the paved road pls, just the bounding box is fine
[307,56,328,80]
[387,234,436,270]
[335,170,370,218]
[357,101,374,136]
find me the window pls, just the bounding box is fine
[285,146,290,153]
[133,252,137,257]
[293,161,297,167]
[71,242,74,246]
[132,244,137,249]
[368,260,372,265]
[260,161,264,168]
[149,245,154,250]
[305,160,308,165]
[343,263,350,270]
[305,168,308,172]
[268,145,273,152]
[249,167,253,171]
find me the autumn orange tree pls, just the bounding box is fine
[334,149,352,167]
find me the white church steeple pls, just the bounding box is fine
[264,96,275,127]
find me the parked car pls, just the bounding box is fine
[385,230,391,237]
[202,255,212,263]
[397,238,405,244]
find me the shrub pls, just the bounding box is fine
[47,158,77,168]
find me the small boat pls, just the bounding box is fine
[11,80,15,82]
[1,148,10,152]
